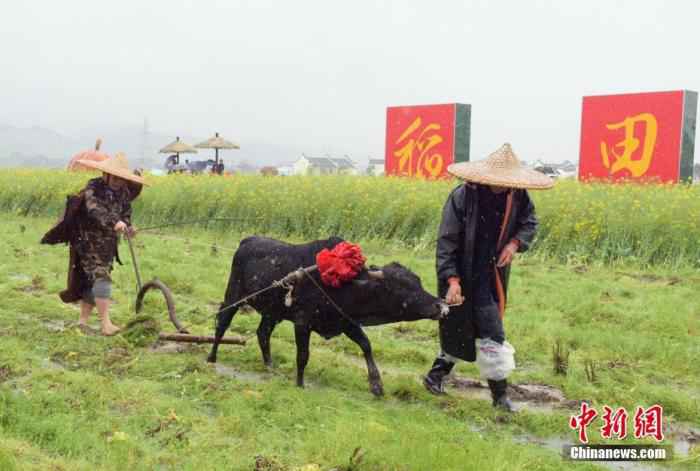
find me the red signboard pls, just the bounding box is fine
[385,103,470,179]
[579,90,696,183]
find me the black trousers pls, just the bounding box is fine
[472,302,505,345]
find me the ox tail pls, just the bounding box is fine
[223,273,242,309]
[221,258,247,317]
[209,270,242,363]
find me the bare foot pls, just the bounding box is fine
[101,324,121,336]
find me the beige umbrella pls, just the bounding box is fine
[160,136,197,165]
[194,132,240,167]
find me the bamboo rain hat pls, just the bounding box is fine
[76,152,148,186]
[447,143,554,190]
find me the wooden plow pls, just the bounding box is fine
[126,233,246,346]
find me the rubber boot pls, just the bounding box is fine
[488,379,516,412]
[423,357,454,395]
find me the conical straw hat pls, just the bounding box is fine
[76,152,148,186]
[447,143,554,190]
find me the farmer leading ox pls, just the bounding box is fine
[423,143,554,412]
[207,236,448,396]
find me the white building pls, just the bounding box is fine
[528,159,578,179]
[293,154,358,176]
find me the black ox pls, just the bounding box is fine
[207,236,448,396]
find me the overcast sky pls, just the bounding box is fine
[0,0,697,163]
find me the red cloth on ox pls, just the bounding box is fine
[316,242,367,288]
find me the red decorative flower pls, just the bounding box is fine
[316,242,367,287]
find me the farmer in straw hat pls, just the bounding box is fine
[70,153,146,335]
[423,143,553,412]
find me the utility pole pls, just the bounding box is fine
[140,117,150,167]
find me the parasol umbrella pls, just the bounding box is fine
[194,132,239,167]
[67,138,109,172]
[160,136,197,165]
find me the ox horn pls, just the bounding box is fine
[367,270,384,280]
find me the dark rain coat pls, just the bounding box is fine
[436,183,538,361]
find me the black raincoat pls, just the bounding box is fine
[436,183,538,361]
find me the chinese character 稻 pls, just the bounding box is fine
[393,116,445,178]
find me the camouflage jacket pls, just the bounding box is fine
[76,177,134,256]
[80,177,133,233]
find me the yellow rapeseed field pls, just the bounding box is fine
[1,169,698,266]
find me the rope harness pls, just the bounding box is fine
[300,267,360,328]
[212,264,362,330]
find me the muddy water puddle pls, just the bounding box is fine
[666,424,699,459]
[214,363,272,383]
[443,377,578,414]
[43,319,72,333]
[341,352,579,413]
[149,341,200,354]
[513,435,661,471]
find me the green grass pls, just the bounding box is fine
[0,214,698,470]
[1,169,700,266]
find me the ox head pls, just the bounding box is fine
[351,262,449,324]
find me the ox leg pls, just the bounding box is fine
[256,315,278,368]
[207,305,238,363]
[294,323,311,388]
[343,324,384,397]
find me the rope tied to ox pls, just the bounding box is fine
[214,265,316,318]
[136,217,263,233]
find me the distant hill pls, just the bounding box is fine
[0,124,362,171]
[0,124,80,167]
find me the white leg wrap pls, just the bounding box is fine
[475,338,515,380]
